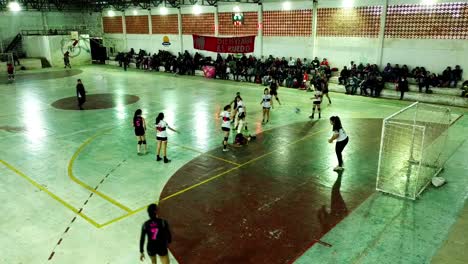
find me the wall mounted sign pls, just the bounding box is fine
[162,36,171,46]
[192,35,255,53]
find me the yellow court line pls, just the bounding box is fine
[68,128,132,213]
[172,143,241,166]
[0,160,101,228]
[99,127,329,227]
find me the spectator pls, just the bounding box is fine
[288,57,296,67]
[320,58,329,67]
[339,66,350,85]
[461,80,468,97]
[398,76,409,100]
[312,57,320,69]
[13,53,20,66]
[441,66,452,87]
[451,65,462,88]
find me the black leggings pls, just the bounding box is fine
[335,137,349,166]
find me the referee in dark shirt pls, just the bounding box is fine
[76,79,86,110]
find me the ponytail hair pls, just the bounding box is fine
[133,109,142,124]
[155,112,164,125]
[223,105,231,111]
[330,116,342,131]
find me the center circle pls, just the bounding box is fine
[51,93,140,110]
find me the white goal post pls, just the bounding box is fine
[376,102,451,200]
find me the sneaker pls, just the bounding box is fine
[223,148,229,152]
[309,115,314,119]
[164,157,171,163]
[156,156,162,161]
[333,166,344,171]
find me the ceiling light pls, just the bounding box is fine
[233,6,240,13]
[8,2,21,12]
[133,9,138,15]
[282,2,291,11]
[193,5,202,15]
[342,0,354,8]
[160,7,168,15]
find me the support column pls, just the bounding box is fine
[41,11,49,31]
[258,3,263,58]
[148,10,153,35]
[214,5,219,37]
[311,0,318,59]
[122,11,128,51]
[376,0,389,68]
[178,7,183,53]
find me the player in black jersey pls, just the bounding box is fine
[269,78,282,105]
[133,109,147,155]
[140,204,172,264]
[230,92,241,124]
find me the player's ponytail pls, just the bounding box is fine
[155,112,164,125]
[133,109,142,125]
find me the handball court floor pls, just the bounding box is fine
[1,66,467,264]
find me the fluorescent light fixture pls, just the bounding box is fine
[160,6,168,15]
[108,10,116,16]
[282,1,291,11]
[233,6,241,13]
[8,1,21,12]
[193,5,202,15]
[342,0,354,8]
[133,9,138,15]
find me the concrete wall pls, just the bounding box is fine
[23,35,92,67]
[0,11,101,49]
[99,0,467,80]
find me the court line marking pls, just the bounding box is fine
[0,159,101,228]
[67,128,132,213]
[99,127,329,228]
[172,143,241,166]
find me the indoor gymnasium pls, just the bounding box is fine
[1,0,468,263]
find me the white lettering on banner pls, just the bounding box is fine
[227,46,251,53]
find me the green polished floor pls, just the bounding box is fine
[0,66,466,264]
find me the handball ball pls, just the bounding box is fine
[295,108,301,113]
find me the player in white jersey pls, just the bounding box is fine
[155,112,179,163]
[328,116,349,171]
[260,88,273,124]
[220,105,232,152]
[310,86,322,119]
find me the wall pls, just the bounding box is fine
[23,35,52,62]
[23,35,92,67]
[100,0,468,79]
[381,1,468,77]
[0,11,101,45]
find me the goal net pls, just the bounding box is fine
[376,102,451,200]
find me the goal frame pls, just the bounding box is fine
[376,102,450,200]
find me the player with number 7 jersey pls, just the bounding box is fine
[140,204,172,264]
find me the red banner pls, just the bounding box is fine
[192,35,255,53]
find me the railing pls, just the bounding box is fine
[5,34,21,53]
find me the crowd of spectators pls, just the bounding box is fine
[116,49,335,90]
[115,48,464,98]
[338,61,463,97]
